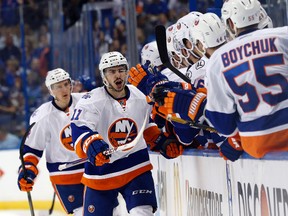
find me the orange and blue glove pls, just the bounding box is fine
[144,126,184,159]
[82,134,111,166]
[154,88,207,122]
[17,162,38,192]
[128,64,154,95]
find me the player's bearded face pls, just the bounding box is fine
[104,66,127,92]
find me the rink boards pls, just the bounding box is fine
[0,149,287,215]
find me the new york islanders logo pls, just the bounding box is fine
[60,124,74,151]
[108,118,138,148]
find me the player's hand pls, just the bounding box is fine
[146,72,169,96]
[86,139,110,166]
[158,88,207,122]
[128,64,153,95]
[219,138,243,162]
[147,131,183,159]
[161,142,184,159]
[17,163,38,192]
[151,81,192,106]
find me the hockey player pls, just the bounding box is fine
[71,51,181,215]
[131,41,193,149]
[17,68,85,215]
[205,0,288,159]
[141,13,243,154]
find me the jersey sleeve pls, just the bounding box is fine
[205,54,239,136]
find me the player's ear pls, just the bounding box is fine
[227,19,235,34]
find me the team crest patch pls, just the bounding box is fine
[68,195,75,202]
[88,205,95,213]
[108,118,138,148]
[60,124,74,151]
[82,92,91,99]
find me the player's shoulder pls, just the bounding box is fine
[76,86,106,106]
[30,101,55,124]
[253,26,288,37]
[71,92,86,101]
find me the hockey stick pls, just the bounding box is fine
[155,25,191,83]
[58,113,149,171]
[19,122,36,216]
[48,192,56,215]
[166,114,218,133]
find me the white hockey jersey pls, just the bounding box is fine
[162,66,188,82]
[71,85,154,190]
[24,93,85,184]
[185,56,208,89]
[205,26,288,158]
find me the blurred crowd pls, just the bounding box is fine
[0,0,213,149]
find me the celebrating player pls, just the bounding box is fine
[71,51,182,215]
[17,68,85,215]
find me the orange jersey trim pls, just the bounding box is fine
[241,128,288,158]
[81,164,153,190]
[50,172,83,185]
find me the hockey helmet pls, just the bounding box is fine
[191,13,226,52]
[258,6,273,29]
[141,41,162,67]
[45,68,71,89]
[221,0,261,30]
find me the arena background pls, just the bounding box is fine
[0,0,287,215]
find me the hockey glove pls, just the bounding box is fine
[146,72,169,96]
[83,134,110,166]
[151,81,193,106]
[219,137,243,162]
[161,140,184,159]
[128,64,154,95]
[159,88,207,122]
[17,162,38,192]
[144,126,183,159]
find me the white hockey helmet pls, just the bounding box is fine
[99,51,129,85]
[174,12,203,52]
[258,6,273,29]
[221,0,261,29]
[166,24,183,69]
[141,41,162,67]
[192,13,226,52]
[45,68,71,89]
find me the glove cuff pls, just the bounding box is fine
[187,92,206,121]
[83,134,104,154]
[19,162,38,176]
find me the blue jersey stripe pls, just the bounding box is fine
[85,148,150,175]
[238,107,288,132]
[205,110,238,135]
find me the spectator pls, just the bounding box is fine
[0,33,21,63]
[0,126,20,150]
[1,0,19,27]
[0,85,18,127]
